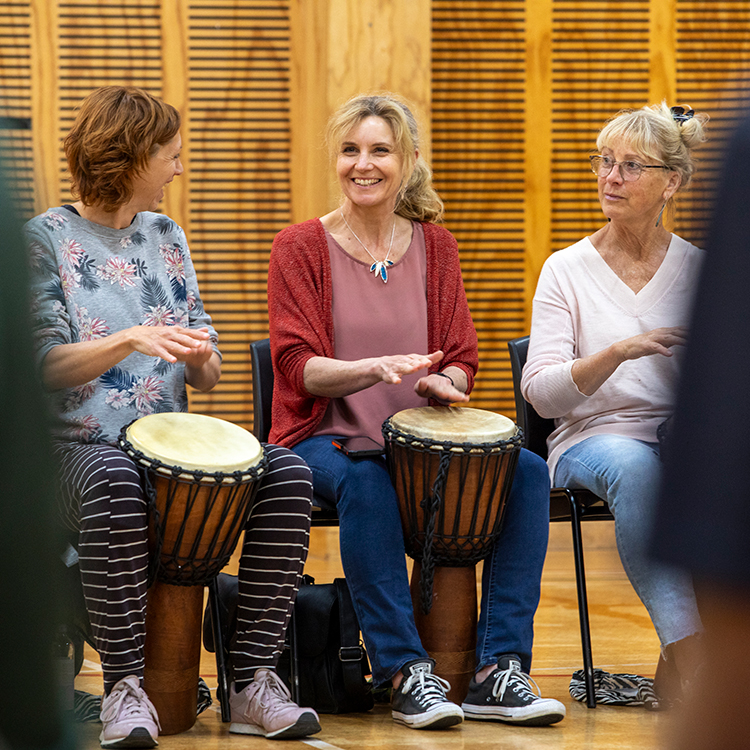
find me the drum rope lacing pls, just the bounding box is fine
[420,452,452,614]
[382,420,524,614]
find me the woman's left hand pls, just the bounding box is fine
[183,328,221,391]
[415,368,470,405]
[178,328,214,368]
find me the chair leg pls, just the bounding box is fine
[288,608,301,705]
[568,493,597,709]
[208,577,232,722]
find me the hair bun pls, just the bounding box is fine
[677,109,709,150]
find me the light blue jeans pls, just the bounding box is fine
[293,436,550,684]
[554,434,703,647]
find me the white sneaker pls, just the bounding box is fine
[229,670,321,740]
[99,676,160,748]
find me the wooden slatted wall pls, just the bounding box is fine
[432,1,526,415]
[56,1,163,208]
[185,1,290,429]
[18,1,750,429]
[0,0,33,219]
[29,0,290,432]
[549,1,650,252]
[432,0,750,419]
[675,1,750,246]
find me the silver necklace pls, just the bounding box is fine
[340,210,396,283]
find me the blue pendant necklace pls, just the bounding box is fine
[340,210,396,283]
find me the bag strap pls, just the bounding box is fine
[334,578,369,699]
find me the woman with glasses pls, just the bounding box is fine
[521,102,708,707]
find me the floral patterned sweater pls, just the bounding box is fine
[25,207,220,444]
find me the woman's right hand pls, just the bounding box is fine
[572,326,688,396]
[616,326,688,362]
[372,351,444,384]
[42,325,213,391]
[127,325,211,363]
[303,350,445,398]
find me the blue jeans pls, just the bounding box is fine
[293,436,550,684]
[554,434,703,647]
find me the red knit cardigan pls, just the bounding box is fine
[267,218,479,448]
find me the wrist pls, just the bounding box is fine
[609,340,627,365]
[115,327,137,357]
[434,371,455,387]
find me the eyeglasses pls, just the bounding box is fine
[590,155,670,182]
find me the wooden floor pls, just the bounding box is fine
[73,522,678,750]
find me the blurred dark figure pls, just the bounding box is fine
[654,115,750,749]
[0,157,73,749]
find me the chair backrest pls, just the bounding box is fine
[250,338,274,443]
[507,336,556,460]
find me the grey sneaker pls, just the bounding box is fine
[462,655,566,726]
[391,659,464,730]
[229,669,321,739]
[99,676,159,748]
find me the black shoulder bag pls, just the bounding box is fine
[203,573,373,714]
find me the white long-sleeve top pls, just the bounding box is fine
[521,234,703,479]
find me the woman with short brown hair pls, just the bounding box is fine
[26,85,319,747]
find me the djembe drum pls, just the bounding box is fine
[119,412,267,734]
[382,406,522,702]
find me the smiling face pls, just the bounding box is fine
[597,136,681,226]
[336,116,406,213]
[130,132,183,212]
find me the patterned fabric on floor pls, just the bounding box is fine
[569,669,660,708]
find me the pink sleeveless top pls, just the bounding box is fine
[314,221,429,445]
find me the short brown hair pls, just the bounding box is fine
[64,86,180,211]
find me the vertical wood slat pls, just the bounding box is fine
[649,0,677,106]
[289,0,331,225]
[289,0,432,225]
[185,1,291,429]
[524,0,553,332]
[160,0,191,236]
[432,1,527,417]
[29,0,58,215]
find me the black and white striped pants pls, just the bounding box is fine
[54,441,312,693]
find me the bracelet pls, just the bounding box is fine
[434,371,455,387]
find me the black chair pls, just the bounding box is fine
[249,338,339,525]
[245,338,341,706]
[508,335,614,709]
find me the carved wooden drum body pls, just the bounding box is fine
[383,406,522,702]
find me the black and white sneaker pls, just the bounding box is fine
[391,659,464,730]
[462,655,566,726]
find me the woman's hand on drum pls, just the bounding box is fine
[415,368,470,405]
